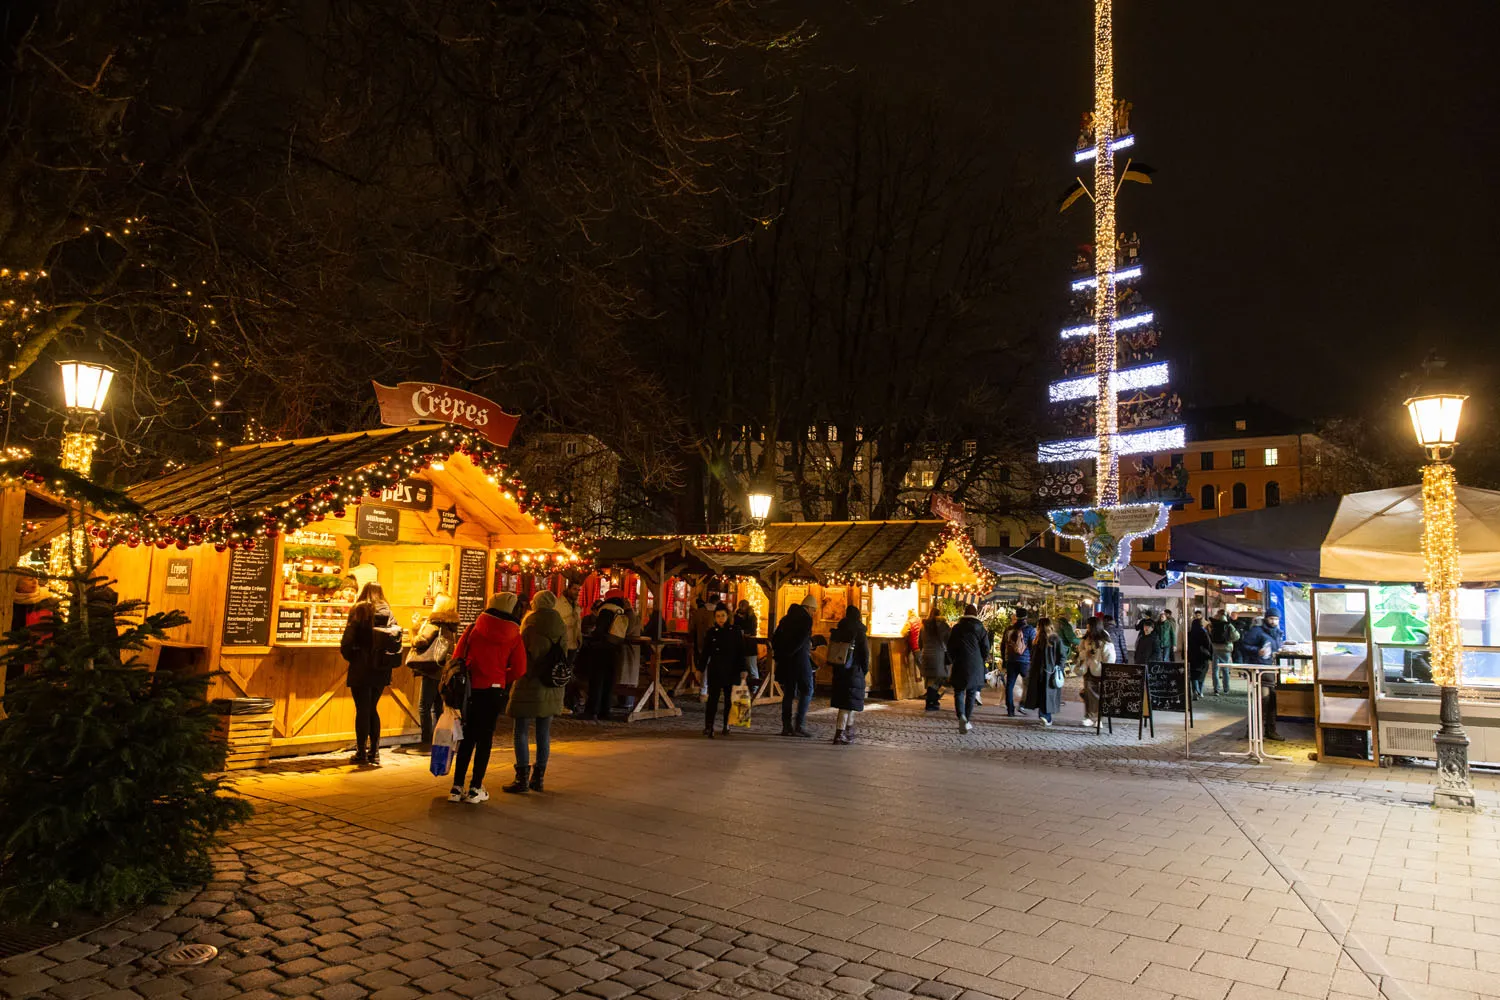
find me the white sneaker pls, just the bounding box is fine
[963,720,974,734]
[448,786,464,802]
[1041,718,1053,728]
[464,787,489,805]
[974,693,984,706]
[1082,717,1096,727]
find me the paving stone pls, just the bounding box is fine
[316,983,369,1000]
[640,985,690,1000]
[912,982,962,1000]
[580,981,632,1000]
[669,969,717,990]
[773,982,835,1000]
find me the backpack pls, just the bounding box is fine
[439,630,472,713]
[375,624,404,672]
[592,603,629,644]
[533,637,572,688]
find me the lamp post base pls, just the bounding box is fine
[1433,685,1477,812]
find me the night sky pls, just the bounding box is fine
[824,2,1500,419]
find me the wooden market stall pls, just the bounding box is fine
[763,520,992,700]
[64,425,581,759]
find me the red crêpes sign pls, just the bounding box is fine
[372,381,519,447]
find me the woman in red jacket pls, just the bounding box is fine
[449,592,527,804]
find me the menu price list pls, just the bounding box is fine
[456,548,487,627]
[222,545,275,646]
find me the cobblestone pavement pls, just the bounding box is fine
[5,689,1499,1000]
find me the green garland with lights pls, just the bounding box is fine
[0,458,143,515]
[818,523,994,592]
[85,428,597,564]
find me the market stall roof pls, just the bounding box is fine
[1008,547,1095,581]
[763,520,989,589]
[592,537,726,582]
[1168,484,1500,584]
[713,551,824,589]
[59,425,579,552]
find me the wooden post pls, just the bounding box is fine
[0,488,23,718]
[753,569,785,705]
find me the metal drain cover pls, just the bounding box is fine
[159,943,218,967]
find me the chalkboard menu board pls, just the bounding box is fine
[222,545,275,646]
[275,606,308,642]
[1099,663,1147,738]
[456,548,487,628]
[356,504,401,541]
[1145,661,1188,714]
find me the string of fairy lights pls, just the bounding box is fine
[74,428,594,564]
[1422,462,1462,687]
[1091,0,1120,506]
[812,523,993,592]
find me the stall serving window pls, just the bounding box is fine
[1373,584,1500,697]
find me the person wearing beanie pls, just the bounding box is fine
[771,593,827,737]
[505,590,567,792]
[408,594,461,750]
[447,591,526,804]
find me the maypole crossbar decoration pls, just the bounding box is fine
[1037,0,1183,584]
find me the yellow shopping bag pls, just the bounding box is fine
[728,684,753,727]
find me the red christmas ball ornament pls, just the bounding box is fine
[189,534,203,545]
[155,538,171,549]
[175,539,189,550]
[332,508,346,519]
[243,539,256,551]
[127,537,141,548]
[312,512,325,521]
[214,543,227,553]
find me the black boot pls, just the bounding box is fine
[503,764,530,794]
[529,763,546,792]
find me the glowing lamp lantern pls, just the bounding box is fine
[1405,393,1465,460]
[748,489,773,524]
[58,360,115,414]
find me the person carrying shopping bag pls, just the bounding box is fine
[448,593,526,804]
[407,595,460,751]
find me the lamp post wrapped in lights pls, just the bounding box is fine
[51,360,116,600]
[747,485,773,553]
[1405,392,1475,811]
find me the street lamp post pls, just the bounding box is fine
[50,360,115,596]
[1405,392,1475,811]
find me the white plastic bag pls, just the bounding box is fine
[430,709,462,777]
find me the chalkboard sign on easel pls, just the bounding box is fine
[1099,662,1150,739]
[1146,661,1192,729]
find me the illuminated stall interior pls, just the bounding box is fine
[64,425,582,758]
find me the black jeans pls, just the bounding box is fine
[418,675,442,745]
[780,669,813,732]
[583,650,616,719]
[1003,663,1027,715]
[955,688,977,722]
[924,684,943,709]
[704,683,734,731]
[454,687,505,789]
[350,684,383,755]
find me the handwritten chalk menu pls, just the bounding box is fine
[164,558,192,594]
[456,548,487,628]
[222,545,275,646]
[1145,661,1188,713]
[275,606,308,642]
[356,504,400,542]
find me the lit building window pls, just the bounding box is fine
[828,425,839,442]
[808,425,818,441]
[920,470,936,488]
[853,455,863,472]
[963,440,977,457]
[1264,447,1279,466]
[1232,483,1247,509]
[1266,481,1281,507]
[1231,449,1246,469]
[1234,419,1247,431]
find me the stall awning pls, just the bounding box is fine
[593,539,824,591]
[61,424,582,553]
[713,551,824,591]
[1168,484,1500,584]
[763,520,989,589]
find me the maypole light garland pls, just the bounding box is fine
[85,428,594,564]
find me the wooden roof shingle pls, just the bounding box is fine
[762,520,966,583]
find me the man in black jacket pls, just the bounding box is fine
[772,595,825,737]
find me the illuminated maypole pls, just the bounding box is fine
[1091,0,1119,507]
[1039,1,1184,614]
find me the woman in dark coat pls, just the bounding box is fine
[1024,616,1065,726]
[734,599,760,683]
[1187,614,1214,699]
[918,610,952,711]
[506,591,568,792]
[700,604,745,737]
[341,583,398,766]
[945,604,991,734]
[828,606,870,745]
[772,596,825,737]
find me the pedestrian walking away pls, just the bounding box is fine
[506,591,567,793]
[340,581,402,766]
[1208,609,1240,695]
[700,603,745,737]
[578,590,630,720]
[999,611,1035,717]
[449,593,526,803]
[947,603,991,734]
[1077,618,1116,728]
[772,594,826,736]
[1024,616,1065,726]
[407,594,459,751]
[828,605,870,745]
[918,608,952,711]
[734,599,760,683]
